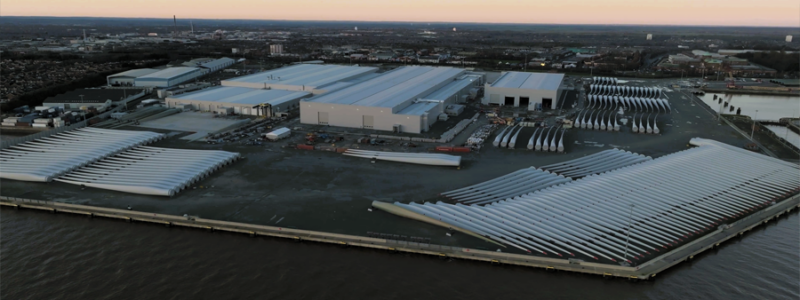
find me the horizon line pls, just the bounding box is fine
[4,15,799,29]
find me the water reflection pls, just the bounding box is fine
[698,93,800,121]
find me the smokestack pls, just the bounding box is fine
[191,21,194,34]
[173,15,177,38]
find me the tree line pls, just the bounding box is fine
[1,59,168,113]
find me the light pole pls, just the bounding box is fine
[623,204,635,263]
[524,52,527,72]
[751,110,759,139]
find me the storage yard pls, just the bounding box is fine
[1,72,798,274]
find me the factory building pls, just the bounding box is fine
[198,57,235,73]
[106,58,234,88]
[220,64,378,93]
[300,66,484,134]
[165,87,310,117]
[483,72,565,110]
[43,88,146,110]
[107,69,159,86]
[134,67,203,88]
[181,57,236,74]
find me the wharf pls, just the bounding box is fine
[2,194,798,280]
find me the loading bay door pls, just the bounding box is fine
[519,97,530,107]
[363,115,374,129]
[542,98,553,110]
[318,112,329,125]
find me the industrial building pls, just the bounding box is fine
[165,86,310,117]
[106,69,159,86]
[182,57,235,74]
[300,66,484,133]
[134,67,203,88]
[43,88,146,110]
[220,64,378,93]
[106,58,235,88]
[483,72,565,110]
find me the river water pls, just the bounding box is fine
[2,209,798,300]
[698,93,800,121]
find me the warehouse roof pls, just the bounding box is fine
[222,64,377,89]
[398,102,439,116]
[183,58,214,67]
[313,72,383,92]
[108,68,160,78]
[424,75,481,101]
[199,57,234,69]
[136,67,201,81]
[305,66,465,108]
[490,72,564,90]
[168,86,309,106]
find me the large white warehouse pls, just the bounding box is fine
[300,66,484,134]
[484,72,565,110]
[107,69,160,86]
[221,64,378,93]
[134,67,204,88]
[166,87,310,117]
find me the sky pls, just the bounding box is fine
[3,0,800,27]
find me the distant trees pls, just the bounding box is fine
[737,51,800,74]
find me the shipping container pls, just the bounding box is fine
[435,146,454,152]
[452,147,471,153]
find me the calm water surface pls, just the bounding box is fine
[1,209,798,300]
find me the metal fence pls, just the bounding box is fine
[0,196,52,205]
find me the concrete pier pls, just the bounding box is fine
[1,194,798,280]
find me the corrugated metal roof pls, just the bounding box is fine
[223,64,377,89]
[200,57,235,69]
[397,102,439,116]
[108,68,160,78]
[314,72,383,92]
[491,72,563,90]
[168,87,309,106]
[425,75,480,101]
[137,67,201,80]
[305,66,465,108]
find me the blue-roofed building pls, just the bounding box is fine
[484,71,565,110]
[300,66,484,133]
[221,64,378,93]
[134,67,204,88]
[165,86,310,117]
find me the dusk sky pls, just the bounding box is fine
[3,0,800,27]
